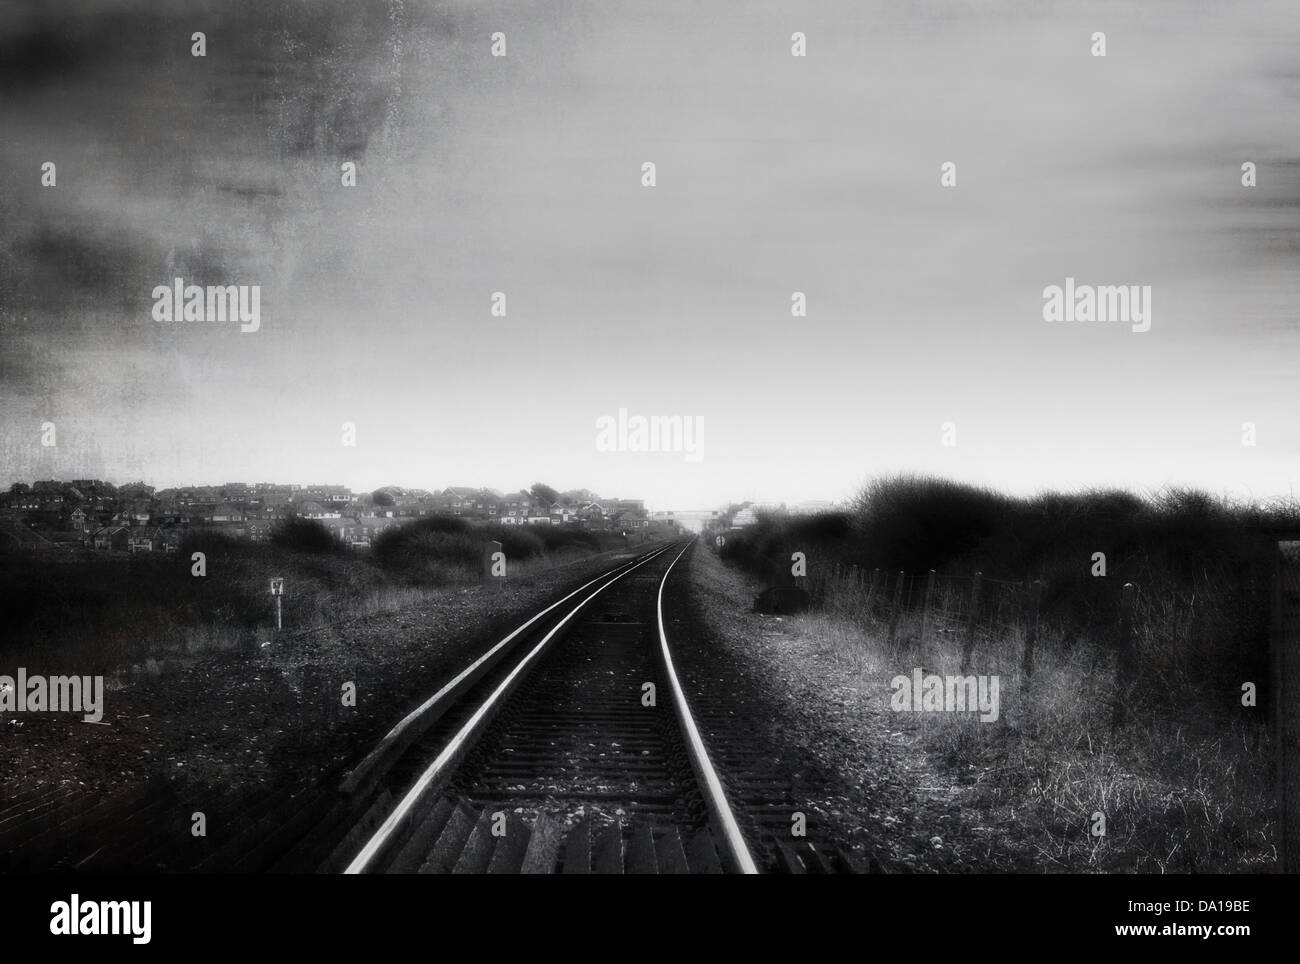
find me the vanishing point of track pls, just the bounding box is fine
[333,540,759,874]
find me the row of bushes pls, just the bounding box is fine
[0,515,614,669]
[370,516,606,583]
[724,476,1299,583]
[715,475,1300,703]
[262,514,607,575]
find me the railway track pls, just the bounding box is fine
[0,539,873,873]
[330,540,762,874]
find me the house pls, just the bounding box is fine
[259,490,295,510]
[608,509,648,531]
[302,484,353,505]
[731,508,758,528]
[320,517,358,544]
[68,506,88,532]
[151,502,183,525]
[187,503,217,524]
[293,500,339,520]
[426,493,458,515]
[548,502,578,524]
[316,516,399,547]
[128,529,156,553]
[222,483,252,502]
[440,487,487,515]
[504,492,536,518]
[91,526,130,551]
[605,499,648,527]
[356,516,401,545]
[212,502,245,523]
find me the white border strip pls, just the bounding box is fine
[657,540,760,874]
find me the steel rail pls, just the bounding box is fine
[656,539,760,874]
[344,542,676,873]
[340,543,673,794]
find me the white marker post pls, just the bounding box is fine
[270,576,285,630]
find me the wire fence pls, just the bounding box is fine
[721,538,1285,739]
[789,562,1142,719]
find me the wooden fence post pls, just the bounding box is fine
[919,569,936,653]
[962,572,982,673]
[867,568,881,615]
[886,571,906,647]
[1110,582,1137,731]
[1020,579,1044,682]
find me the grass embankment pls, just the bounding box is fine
[716,476,1297,871]
[0,516,626,675]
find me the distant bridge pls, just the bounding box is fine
[650,510,720,533]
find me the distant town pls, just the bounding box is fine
[0,479,842,555]
[0,480,653,554]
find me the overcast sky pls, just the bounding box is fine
[2,0,1298,510]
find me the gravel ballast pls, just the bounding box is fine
[677,542,1033,872]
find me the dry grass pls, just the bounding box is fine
[785,594,1275,872]
[0,531,625,675]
